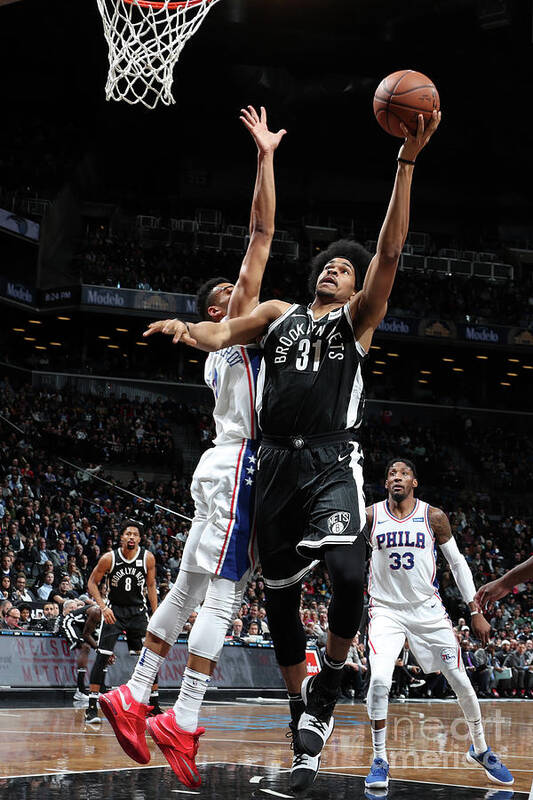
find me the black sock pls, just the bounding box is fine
[317,653,345,693]
[88,693,98,709]
[149,691,160,706]
[288,692,305,727]
[77,669,87,692]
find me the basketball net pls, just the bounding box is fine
[95,0,221,109]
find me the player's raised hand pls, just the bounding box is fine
[398,109,441,162]
[240,105,286,154]
[143,318,198,346]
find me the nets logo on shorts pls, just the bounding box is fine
[440,646,456,665]
[327,512,351,535]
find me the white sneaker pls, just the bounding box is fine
[287,724,320,793]
[298,675,336,757]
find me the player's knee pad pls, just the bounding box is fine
[188,573,248,662]
[325,537,366,639]
[443,664,481,721]
[90,651,110,686]
[148,569,210,645]
[366,679,391,721]
[264,583,306,667]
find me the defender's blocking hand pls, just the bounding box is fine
[240,105,286,154]
[143,318,198,346]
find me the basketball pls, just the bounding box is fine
[373,69,440,138]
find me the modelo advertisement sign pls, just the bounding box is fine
[421,318,508,346]
[377,316,417,336]
[81,285,197,315]
[419,318,457,340]
[0,276,36,305]
[508,328,533,347]
[457,322,503,345]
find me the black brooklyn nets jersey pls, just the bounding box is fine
[60,604,88,638]
[108,547,147,608]
[257,303,367,436]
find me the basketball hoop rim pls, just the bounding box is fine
[123,0,212,8]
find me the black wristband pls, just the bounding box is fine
[398,157,416,165]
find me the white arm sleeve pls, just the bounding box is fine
[439,537,476,604]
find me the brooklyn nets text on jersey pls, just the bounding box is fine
[257,303,366,436]
[107,547,148,608]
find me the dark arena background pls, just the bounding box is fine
[0,0,532,798]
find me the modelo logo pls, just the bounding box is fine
[378,317,410,335]
[6,282,33,303]
[86,288,125,306]
[465,326,499,343]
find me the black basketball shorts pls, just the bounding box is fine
[256,437,367,589]
[98,605,149,654]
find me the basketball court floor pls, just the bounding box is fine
[0,697,530,799]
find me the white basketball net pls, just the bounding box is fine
[95,0,221,109]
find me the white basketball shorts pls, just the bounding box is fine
[367,595,461,673]
[181,438,259,582]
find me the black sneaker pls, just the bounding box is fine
[297,675,336,757]
[147,703,163,717]
[84,705,102,725]
[287,723,321,793]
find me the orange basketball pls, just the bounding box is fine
[373,70,440,138]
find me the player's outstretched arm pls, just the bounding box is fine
[87,552,115,625]
[352,110,441,351]
[228,106,286,319]
[430,506,491,645]
[146,551,158,614]
[143,300,287,351]
[475,554,533,611]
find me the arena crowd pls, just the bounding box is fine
[1,377,531,700]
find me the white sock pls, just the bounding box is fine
[467,718,488,756]
[173,667,210,732]
[372,725,388,762]
[127,647,165,704]
[445,666,487,756]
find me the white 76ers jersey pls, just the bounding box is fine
[368,499,438,606]
[204,344,263,444]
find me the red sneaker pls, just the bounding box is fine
[99,684,152,764]
[147,709,205,787]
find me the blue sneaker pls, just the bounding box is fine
[466,745,514,785]
[365,758,389,789]
[484,791,515,800]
